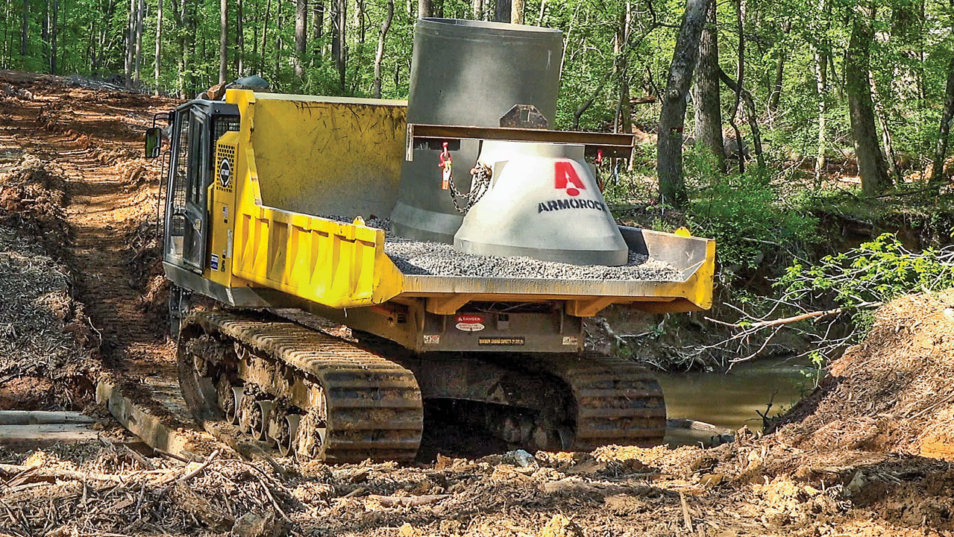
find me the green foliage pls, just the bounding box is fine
[777,233,954,329]
[684,166,818,272]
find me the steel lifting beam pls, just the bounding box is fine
[405,123,635,161]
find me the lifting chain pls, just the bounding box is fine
[447,162,492,214]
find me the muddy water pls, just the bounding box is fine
[657,357,821,446]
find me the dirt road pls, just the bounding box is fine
[0,71,952,537]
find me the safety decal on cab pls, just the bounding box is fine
[454,314,486,332]
[210,253,220,271]
[219,158,232,188]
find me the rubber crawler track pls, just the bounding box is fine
[180,311,424,463]
[537,355,667,450]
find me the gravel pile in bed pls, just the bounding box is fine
[320,215,682,281]
[384,239,681,280]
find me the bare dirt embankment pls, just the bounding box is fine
[0,71,953,536]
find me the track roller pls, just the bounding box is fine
[178,311,424,463]
[278,415,301,457]
[253,400,276,441]
[229,387,244,424]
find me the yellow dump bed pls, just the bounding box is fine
[206,90,714,318]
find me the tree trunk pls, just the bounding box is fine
[511,0,524,24]
[219,0,228,84]
[155,0,163,93]
[931,56,954,184]
[657,0,710,208]
[473,0,482,20]
[813,42,827,186]
[335,0,346,90]
[259,0,271,74]
[373,0,394,98]
[418,0,430,18]
[274,0,285,79]
[691,0,724,173]
[767,20,791,115]
[356,0,366,43]
[718,68,764,169]
[311,0,325,58]
[177,0,187,97]
[48,0,57,74]
[236,0,244,76]
[330,0,339,65]
[42,1,48,69]
[20,0,30,57]
[125,0,135,86]
[134,0,144,83]
[728,0,745,174]
[20,0,27,57]
[294,0,307,78]
[846,3,889,195]
[617,2,632,137]
[870,75,901,184]
[495,0,510,22]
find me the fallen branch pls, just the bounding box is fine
[366,494,450,507]
[0,463,126,484]
[177,449,219,483]
[706,308,843,329]
[679,492,694,533]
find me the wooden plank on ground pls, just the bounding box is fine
[0,410,95,425]
[0,423,98,444]
[96,377,221,461]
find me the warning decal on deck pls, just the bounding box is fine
[478,337,525,346]
[455,314,486,332]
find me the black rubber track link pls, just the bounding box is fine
[540,354,666,450]
[179,311,423,463]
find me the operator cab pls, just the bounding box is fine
[146,100,239,276]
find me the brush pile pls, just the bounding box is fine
[0,154,70,252]
[0,445,294,536]
[0,155,97,408]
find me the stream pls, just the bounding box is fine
[657,357,822,447]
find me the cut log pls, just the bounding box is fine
[667,418,733,435]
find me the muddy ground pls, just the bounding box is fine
[0,71,952,537]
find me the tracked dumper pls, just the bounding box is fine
[148,19,715,462]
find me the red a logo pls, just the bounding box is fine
[554,161,585,197]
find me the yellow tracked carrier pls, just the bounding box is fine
[149,20,715,461]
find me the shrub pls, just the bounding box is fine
[686,172,818,273]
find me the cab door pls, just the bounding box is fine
[164,105,210,274]
[182,110,211,272]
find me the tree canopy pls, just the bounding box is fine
[1,0,952,198]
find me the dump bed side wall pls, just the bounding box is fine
[250,93,407,220]
[218,90,407,309]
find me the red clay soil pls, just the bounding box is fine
[774,291,954,457]
[1,71,954,536]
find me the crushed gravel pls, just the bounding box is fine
[383,239,681,280]
[320,214,681,280]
